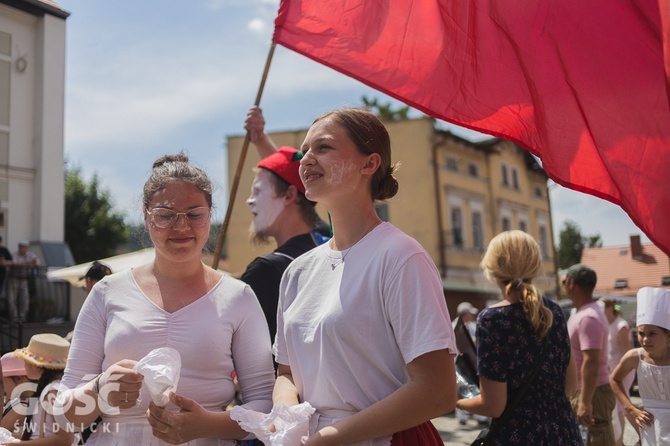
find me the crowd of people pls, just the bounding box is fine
[0,106,666,446]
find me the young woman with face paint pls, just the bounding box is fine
[272,109,458,446]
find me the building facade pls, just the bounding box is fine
[226,116,558,315]
[0,0,68,259]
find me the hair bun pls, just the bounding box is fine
[153,153,189,169]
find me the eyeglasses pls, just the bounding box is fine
[146,207,211,229]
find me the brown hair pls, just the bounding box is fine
[481,230,553,337]
[599,298,622,316]
[142,153,213,211]
[21,368,64,440]
[313,108,399,200]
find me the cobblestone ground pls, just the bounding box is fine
[432,396,642,445]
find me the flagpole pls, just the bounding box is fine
[211,43,277,270]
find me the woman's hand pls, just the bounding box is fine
[98,359,143,409]
[625,404,654,428]
[147,393,207,444]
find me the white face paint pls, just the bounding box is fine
[300,117,367,201]
[247,169,285,236]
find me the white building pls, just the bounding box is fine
[0,0,70,265]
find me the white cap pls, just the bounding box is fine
[636,287,670,331]
[457,302,478,316]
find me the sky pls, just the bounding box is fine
[57,0,650,247]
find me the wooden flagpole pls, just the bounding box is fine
[211,43,277,270]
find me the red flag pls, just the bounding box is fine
[273,1,670,255]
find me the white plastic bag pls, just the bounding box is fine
[230,402,315,445]
[133,347,181,407]
[0,426,19,442]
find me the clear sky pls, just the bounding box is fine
[58,0,649,247]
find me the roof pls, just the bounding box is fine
[581,240,670,295]
[1,0,70,19]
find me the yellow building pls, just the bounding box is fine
[225,116,558,315]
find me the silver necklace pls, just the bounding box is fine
[329,220,381,270]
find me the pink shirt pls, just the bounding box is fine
[567,301,610,388]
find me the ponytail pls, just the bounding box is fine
[505,281,553,338]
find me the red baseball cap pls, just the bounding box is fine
[257,146,305,194]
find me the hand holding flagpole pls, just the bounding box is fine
[211,43,276,270]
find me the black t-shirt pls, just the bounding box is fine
[0,246,12,280]
[240,233,324,344]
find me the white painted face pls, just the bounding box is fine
[246,169,285,237]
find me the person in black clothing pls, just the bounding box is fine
[0,236,12,298]
[241,107,328,348]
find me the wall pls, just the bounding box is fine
[0,2,66,249]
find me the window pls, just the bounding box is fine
[662,276,670,286]
[501,164,509,186]
[446,156,458,172]
[502,217,511,232]
[534,185,544,198]
[467,163,478,178]
[0,60,10,127]
[614,279,628,289]
[511,167,519,190]
[451,207,463,248]
[538,225,549,258]
[0,31,10,57]
[518,213,528,233]
[472,212,483,251]
[519,220,527,233]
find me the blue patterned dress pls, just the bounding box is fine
[476,298,582,445]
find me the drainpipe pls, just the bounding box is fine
[432,135,447,277]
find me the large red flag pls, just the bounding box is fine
[273,1,670,255]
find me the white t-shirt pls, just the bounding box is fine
[58,270,275,445]
[274,222,457,437]
[607,316,630,372]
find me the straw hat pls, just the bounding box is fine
[14,333,69,370]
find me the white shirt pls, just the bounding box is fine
[274,222,457,440]
[58,270,274,445]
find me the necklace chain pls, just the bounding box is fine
[330,220,381,270]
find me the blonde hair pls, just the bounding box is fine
[481,230,553,337]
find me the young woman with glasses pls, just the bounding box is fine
[56,153,274,445]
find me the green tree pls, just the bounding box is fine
[584,234,603,248]
[557,220,603,269]
[65,163,129,263]
[361,95,410,121]
[558,221,584,269]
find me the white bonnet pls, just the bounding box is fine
[636,287,670,331]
